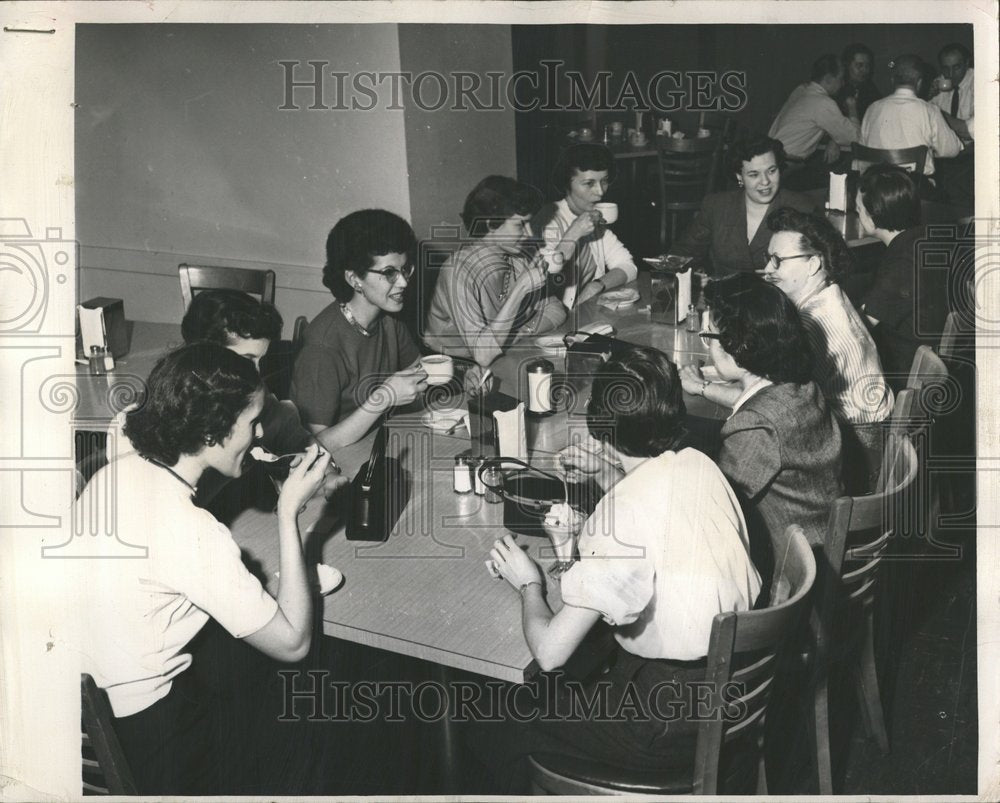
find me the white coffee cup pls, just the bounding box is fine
[936,76,954,92]
[594,202,619,224]
[421,354,454,386]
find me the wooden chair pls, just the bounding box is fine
[529,524,817,796]
[655,135,722,250]
[852,144,928,178]
[81,673,138,795]
[809,434,919,794]
[292,315,309,351]
[178,263,276,310]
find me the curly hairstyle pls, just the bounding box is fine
[460,175,543,239]
[889,54,924,89]
[729,134,787,178]
[124,343,262,466]
[181,289,283,346]
[704,273,813,384]
[587,345,686,457]
[322,209,417,302]
[858,163,920,232]
[550,143,617,197]
[767,206,854,283]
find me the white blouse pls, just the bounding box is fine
[560,448,761,661]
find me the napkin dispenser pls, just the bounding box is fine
[649,265,692,325]
[468,389,520,458]
[828,171,848,213]
[493,403,528,460]
[78,297,129,359]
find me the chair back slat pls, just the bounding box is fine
[693,525,816,795]
[852,144,928,177]
[178,263,277,310]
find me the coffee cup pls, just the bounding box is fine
[594,202,619,224]
[936,77,954,92]
[420,354,454,386]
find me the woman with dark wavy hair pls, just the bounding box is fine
[77,343,330,794]
[487,345,760,774]
[424,175,567,366]
[671,135,816,276]
[764,207,892,491]
[290,209,428,446]
[679,274,843,547]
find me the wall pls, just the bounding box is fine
[76,24,412,331]
[398,25,518,244]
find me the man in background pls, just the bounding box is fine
[769,54,861,188]
[860,54,963,185]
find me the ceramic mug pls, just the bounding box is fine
[421,354,454,386]
[594,202,619,224]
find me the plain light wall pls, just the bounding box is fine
[76,24,412,330]
[397,24,518,243]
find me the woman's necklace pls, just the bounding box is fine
[339,302,373,337]
[143,456,198,494]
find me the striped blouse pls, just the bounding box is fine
[797,283,894,424]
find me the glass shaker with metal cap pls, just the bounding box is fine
[525,357,554,416]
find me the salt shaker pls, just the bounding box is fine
[89,345,106,376]
[686,304,699,333]
[482,465,502,504]
[453,453,473,494]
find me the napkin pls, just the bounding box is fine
[576,321,615,337]
[598,288,640,310]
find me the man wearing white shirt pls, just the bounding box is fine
[860,54,963,178]
[769,55,862,161]
[768,54,861,188]
[929,43,974,141]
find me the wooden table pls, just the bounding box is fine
[228,275,721,684]
[74,322,182,426]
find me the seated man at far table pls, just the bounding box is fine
[768,54,861,189]
[860,54,964,184]
[928,43,974,142]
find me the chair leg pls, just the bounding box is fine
[809,668,834,795]
[756,752,768,795]
[857,615,890,754]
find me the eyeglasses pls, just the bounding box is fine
[764,252,816,268]
[698,331,721,341]
[368,264,415,284]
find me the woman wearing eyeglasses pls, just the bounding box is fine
[290,209,428,447]
[761,207,893,491]
[423,175,567,367]
[679,274,843,548]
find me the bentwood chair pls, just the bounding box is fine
[178,263,276,310]
[852,144,928,178]
[529,524,817,796]
[655,135,723,250]
[82,674,137,795]
[809,434,919,794]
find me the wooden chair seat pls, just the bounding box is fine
[530,751,695,796]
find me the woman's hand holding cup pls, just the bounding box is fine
[542,502,584,562]
[382,364,428,407]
